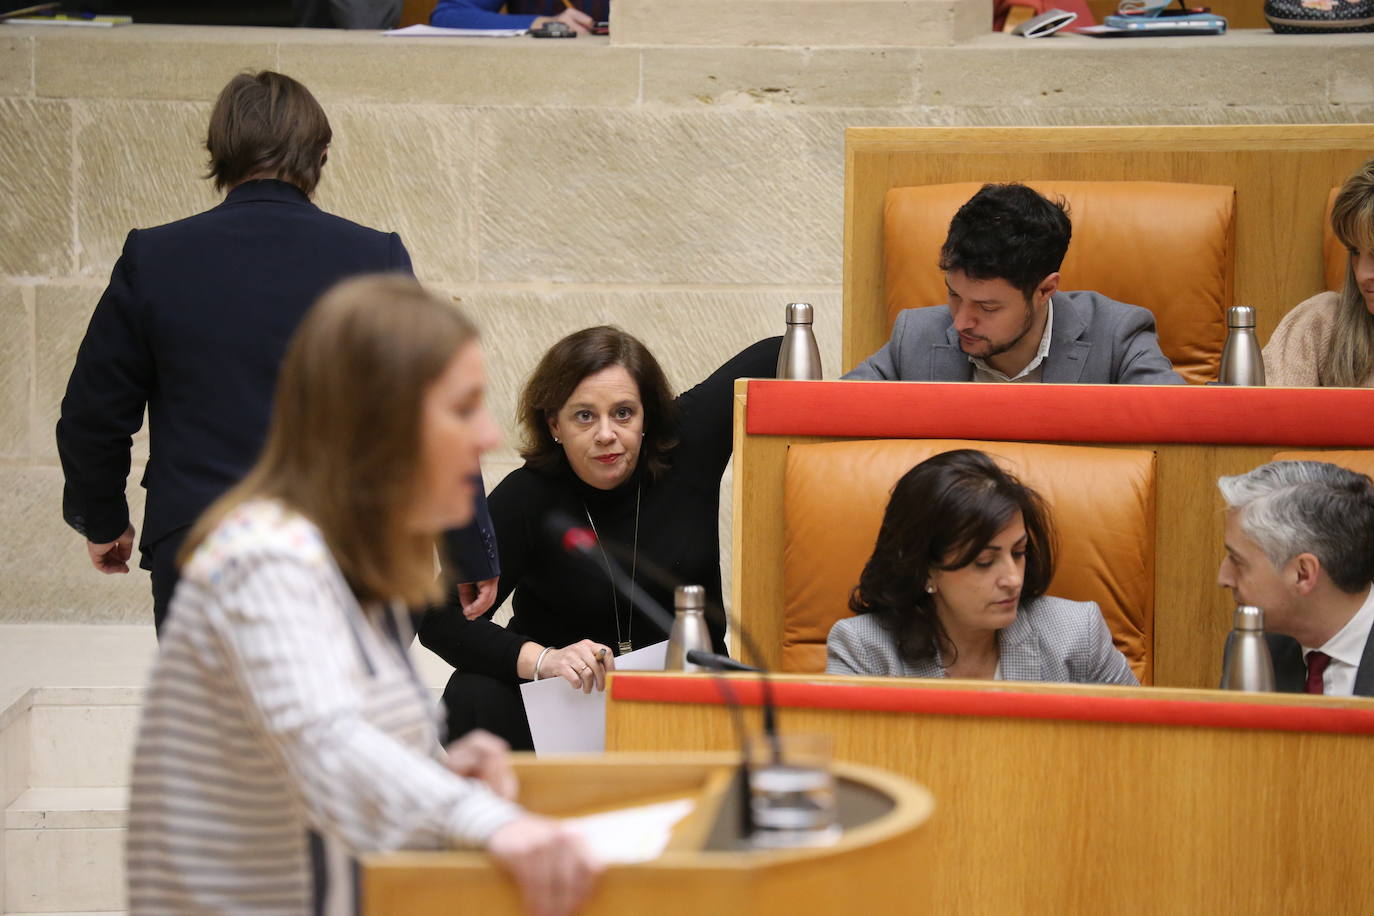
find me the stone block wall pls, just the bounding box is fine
[1,25,1371,623]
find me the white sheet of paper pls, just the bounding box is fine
[520,640,667,756]
[382,24,526,37]
[562,797,695,864]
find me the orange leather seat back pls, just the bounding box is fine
[1323,187,1345,293]
[1272,450,1374,481]
[883,181,1236,385]
[783,439,1156,683]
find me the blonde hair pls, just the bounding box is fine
[1321,158,1374,388]
[181,275,479,607]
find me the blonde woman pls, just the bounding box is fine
[126,276,599,916]
[1265,159,1374,387]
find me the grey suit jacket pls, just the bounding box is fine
[843,290,1184,385]
[825,595,1139,685]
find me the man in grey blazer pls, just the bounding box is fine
[1217,461,1374,697]
[845,183,1184,385]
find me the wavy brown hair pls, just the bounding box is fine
[1320,158,1374,387]
[518,326,678,480]
[848,449,1057,667]
[181,275,478,607]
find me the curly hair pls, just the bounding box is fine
[848,449,1057,667]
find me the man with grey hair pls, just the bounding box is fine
[1216,460,1374,696]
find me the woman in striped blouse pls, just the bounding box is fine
[126,276,600,915]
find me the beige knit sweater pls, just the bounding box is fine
[1263,290,1374,388]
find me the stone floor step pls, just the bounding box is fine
[6,788,128,830]
[5,788,127,914]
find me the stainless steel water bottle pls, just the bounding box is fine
[776,302,823,380]
[1218,305,1265,386]
[1219,604,1275,692]
[665,585,712,672]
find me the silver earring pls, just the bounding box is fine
[925,583,936,595]
[553,436,561,444]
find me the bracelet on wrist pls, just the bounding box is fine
[533,645,554,680]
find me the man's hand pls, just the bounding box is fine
[458,576,499,620]
[87,524,135,574]
[531,7,594,33]
[488,815,602,916]
[444,729,518,801]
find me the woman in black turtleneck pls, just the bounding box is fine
[420,327,781,748]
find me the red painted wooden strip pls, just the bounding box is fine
[744,380,1374,447]
[611,673,1374,735]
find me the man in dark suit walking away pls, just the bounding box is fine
[57,70,497,633]
[1217,460,1374,697]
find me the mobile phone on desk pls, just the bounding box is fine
[1101,10,1227,31]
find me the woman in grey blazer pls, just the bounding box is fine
[826,450,1137,685]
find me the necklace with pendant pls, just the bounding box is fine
[583,481,641,656]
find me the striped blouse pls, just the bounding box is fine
[126,500,521,915]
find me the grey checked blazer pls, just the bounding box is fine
[825,595,1139,685]
[842,290,1184,385]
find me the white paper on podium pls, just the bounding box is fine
[562,797,695,864]
[382,24,526,37]
[520,640,667,756]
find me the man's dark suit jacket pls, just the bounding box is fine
[57,179,497,584]
[1267,630,1374,697]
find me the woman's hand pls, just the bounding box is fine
[540,640,615,694]
[443,729,517,801]
[488,814,602,916]
[530,7,594,33]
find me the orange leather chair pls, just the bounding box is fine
[883,181,1236,385]
[1323,187,1346,293]
[782,438,1157,684]
[1273,449,1374,480]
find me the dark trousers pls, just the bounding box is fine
[441,671,534,751]
[146,526,191,636]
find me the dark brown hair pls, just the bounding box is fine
[205,71,332,195]
[518,326,678,480]
[182,275,479,607]
[939,183,1072,301]
[848,449,1057,667]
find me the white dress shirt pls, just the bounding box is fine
[1304,585,1374,696]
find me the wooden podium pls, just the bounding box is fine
[362,752,933,915]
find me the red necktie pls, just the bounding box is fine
[1305,651,1331,695]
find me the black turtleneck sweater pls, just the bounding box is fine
[420,337,781,681]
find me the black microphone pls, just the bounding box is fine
[685,649,760,672]
[546,511,785,838]
[549,512,677,637]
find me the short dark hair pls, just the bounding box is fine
[518,326,679,479]
[205,71,331,196]
[938,183,1072,301]
[848,449,1057,667]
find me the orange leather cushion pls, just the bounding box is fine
[1272,450,1374,480]
[883,181,1235,386]
[1323,187,1345,293]
[782,439,1156,683]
